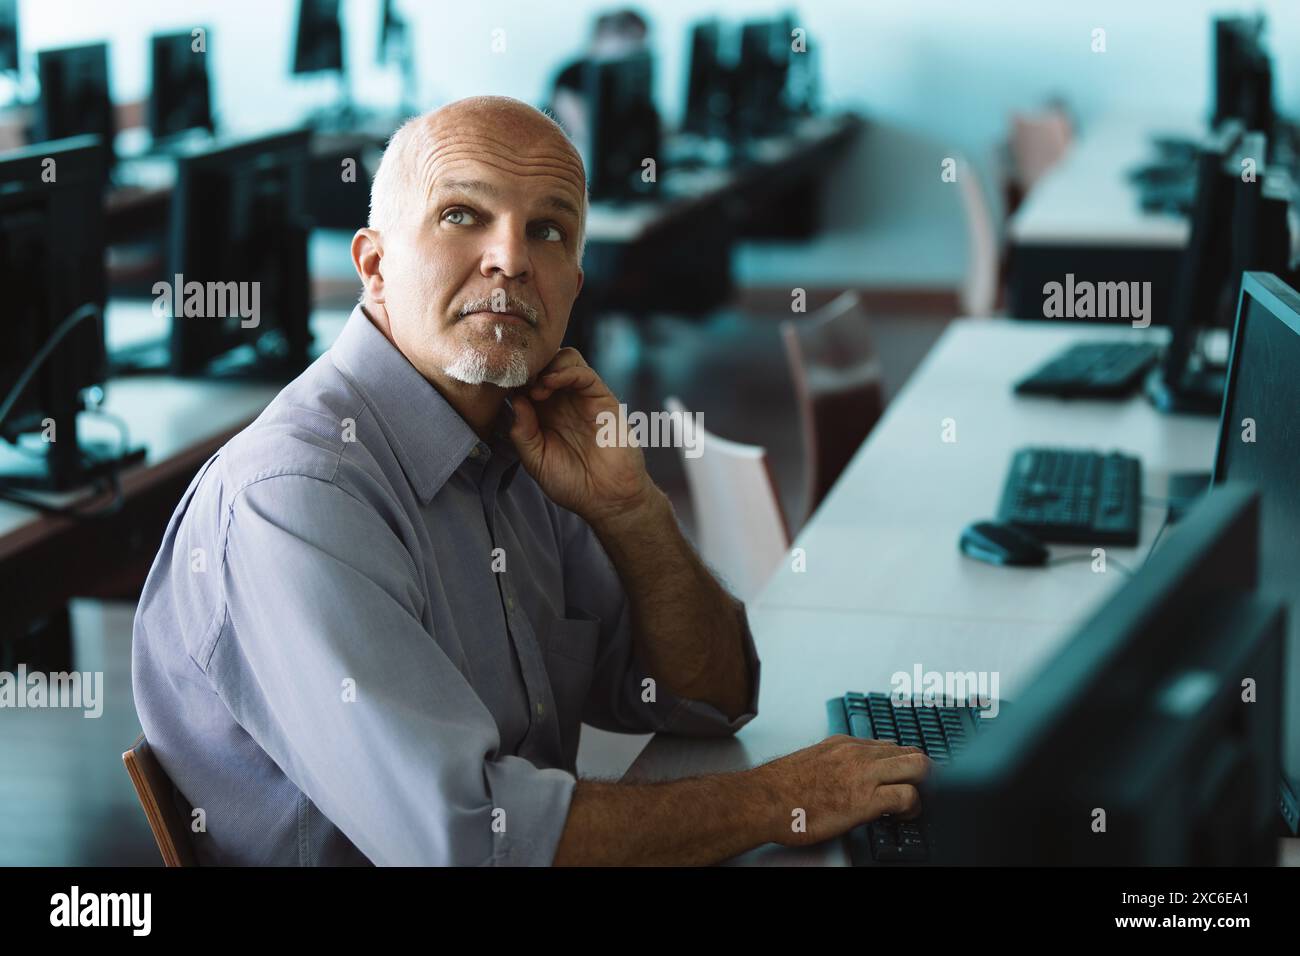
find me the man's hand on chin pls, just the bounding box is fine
[507,347,662,529]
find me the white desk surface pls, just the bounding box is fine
[622,317,1293,865]
[1008,113,1199,248]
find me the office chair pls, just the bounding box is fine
[780,291,885,526]
[664,396,790,604]
[957,155,1000,317]
[122,733,198,866]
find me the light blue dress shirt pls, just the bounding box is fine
[132,305,761,866]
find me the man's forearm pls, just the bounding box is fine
[589,486,753,718]
[552,770,781,865]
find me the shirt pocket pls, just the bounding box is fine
[537,609,601,754]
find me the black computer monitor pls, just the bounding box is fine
[1212,271,1300,835]
[683,20,729,137]
[149,30,214,142]
[0,136,142,490]
[1146,121,1242,414]
[732,17,793,139]
[585,51,660,202]
[166,130,313,377]
[293,0,343,75]
[35,43,114,168]
[1212,16,1272,135]
[1225,154,1292,321]
[0,0,18,74]
[928,481,1284,863]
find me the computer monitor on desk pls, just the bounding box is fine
[585,52,660,202]
[0,0,18,75]
[683,20,729,139]
[35,43,114,173]
[1212,271,1300,835]
[1213,16,1273,139]
[164,129,313,377]
[0,136,144,491]
[929,482,1283,864]
[149,30,214,144]
[293,0,343,74]
[732,16,794,141]
[1145,120,1248,415]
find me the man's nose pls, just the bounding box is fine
[479,223,531,281]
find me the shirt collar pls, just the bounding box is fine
[329,305,522,503]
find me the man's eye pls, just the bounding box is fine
[443,209,477,225]
[533,223,563,242]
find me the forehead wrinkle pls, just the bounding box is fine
[425,154,585,206]
[427,141,585,183]
[424,130,584,181]
[426,125,571,153]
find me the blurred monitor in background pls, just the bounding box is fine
[585,50,659,202]
[683,19,729,138]
[548,8,649,149]
[733,14,796,139]
[149,30,214,143]
[0,137,145,491]
[35,42,114,171]
[292,0,343,75]
[165,130,313,377]
[0,0,18,74]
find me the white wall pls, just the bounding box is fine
[18,0,1300,289]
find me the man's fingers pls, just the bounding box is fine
[535,347,589,378]
[537,364,606,398]
[867,752,932,785]
[507,395,544,464]
[869,784,922,820]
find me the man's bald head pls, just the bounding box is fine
[369,96,588,259]
[351,95,588,399]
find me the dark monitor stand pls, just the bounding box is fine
[0,137,145,492]
[1145,122,1244,416]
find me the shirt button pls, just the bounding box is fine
[505,595,514,611]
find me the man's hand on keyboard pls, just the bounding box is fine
[754,735,932,847]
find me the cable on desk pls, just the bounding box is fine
[0,302,100,433]
[0,303,131,520]
[1141,514,1173,571]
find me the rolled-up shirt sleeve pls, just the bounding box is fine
[557,507,761,737]
[209,473,575,866]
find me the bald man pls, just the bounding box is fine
[132,97,929,866]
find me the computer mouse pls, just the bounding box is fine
[959,521,1049,567]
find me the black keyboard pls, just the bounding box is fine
[827,692,986,864]
[998,447,1142,545]
[1014,343,1161,398]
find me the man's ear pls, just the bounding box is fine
[352,228,385,302]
